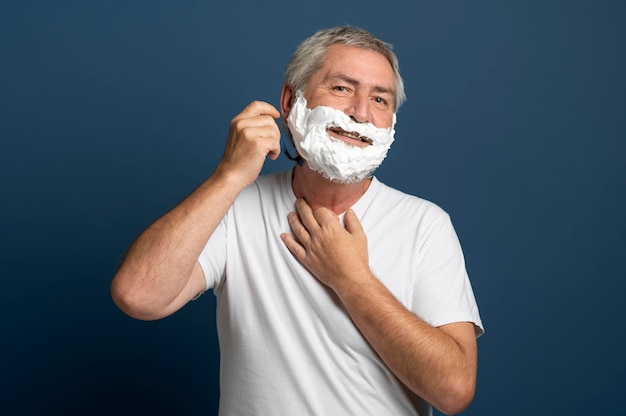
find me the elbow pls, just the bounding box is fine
[435,377,476,415]
[110,271,164,321]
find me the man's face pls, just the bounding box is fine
[302,44,396,148]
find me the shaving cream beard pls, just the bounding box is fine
[286,91,396,184]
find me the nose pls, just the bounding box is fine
[346,92,370,123]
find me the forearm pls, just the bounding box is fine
[335,274,477,415]
[111,168,245,320]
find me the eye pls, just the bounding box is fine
[333,85,349,93]
[373,96,389,107]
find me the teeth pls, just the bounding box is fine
[328,128,372,145]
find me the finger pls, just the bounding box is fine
[233,114,281,133]
[235,101,280,121]
[233,121,281,160]
[280,232,306,261]
[237,123,280,142]
[311,206,339,226]
[260,121,281,160]
[344,209,365,238]
[267,127,282,160]
[268,147,281,160]
[295,199,321,233]
[261,127,281,161]
[287,211,310,245]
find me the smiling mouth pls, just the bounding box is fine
[327,127,373,145]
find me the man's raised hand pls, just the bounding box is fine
[215,101,281,188]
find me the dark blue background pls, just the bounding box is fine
[2,1,624,415]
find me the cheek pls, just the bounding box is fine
[302,89,328,109]
[372,112,394,129]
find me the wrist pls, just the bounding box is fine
[212,162,254,191]
[333,269,380,302]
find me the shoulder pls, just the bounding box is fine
[231,169,294,218]
[370,177,450,222]
[237,170,290,200]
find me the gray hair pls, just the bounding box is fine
[284,25,406,111]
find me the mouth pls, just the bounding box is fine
[327,127,373,146]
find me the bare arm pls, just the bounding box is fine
[280,199,477,415]
[111,101,281,320]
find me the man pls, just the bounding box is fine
[111,26,483,415]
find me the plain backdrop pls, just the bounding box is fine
[2,1,625,415]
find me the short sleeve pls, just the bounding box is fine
[197,216,227,292]
[412,213,484,336]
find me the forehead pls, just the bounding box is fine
[314,44,395,91]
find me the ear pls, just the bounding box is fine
[280,84,294,120]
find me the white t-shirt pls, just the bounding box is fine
[198,169,483,416]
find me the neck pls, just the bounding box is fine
[291,163,372,214]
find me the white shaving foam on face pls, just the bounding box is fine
[286,91,396,184]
